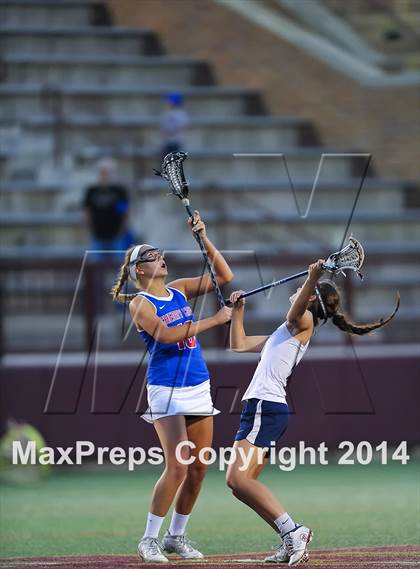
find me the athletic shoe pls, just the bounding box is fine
[264,540,309,563]
[283,525,313,566]
[162,531,204,559]
[137,537,168,563]
[264,540,289,563]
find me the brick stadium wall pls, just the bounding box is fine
[1,357,419,450]
[108,0,420,181]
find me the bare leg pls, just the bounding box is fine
[174,416,213,514]
[149,415,190,517]
[226,439,285,531]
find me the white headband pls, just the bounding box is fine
[315,285,328,323]
[129,244,157,281]
[129,245,143,281]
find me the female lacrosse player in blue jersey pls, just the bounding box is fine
[227,261,399,566]
[111,211,233,563]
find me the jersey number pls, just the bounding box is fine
[177,336,197,350]
[175,321,197,350]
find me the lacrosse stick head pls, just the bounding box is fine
[154,151,189,202]
[323,236,365,279]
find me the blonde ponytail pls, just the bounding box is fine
[110,246,138,303]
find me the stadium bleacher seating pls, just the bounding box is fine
[1,0,419,352]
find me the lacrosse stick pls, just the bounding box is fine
[154,151,225,306]
[225,236,365,305]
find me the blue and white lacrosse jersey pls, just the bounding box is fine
[137,287,209,388]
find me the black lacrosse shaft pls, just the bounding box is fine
[184,204,226,307]
[224,269,309,306]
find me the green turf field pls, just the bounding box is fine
[0,461,418,558]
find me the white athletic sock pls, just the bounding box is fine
[274,512,296,537]
[143,512,165,539]
[168,511,190,536]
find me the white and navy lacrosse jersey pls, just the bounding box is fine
[137,287,209,388]
[242,321,309,404]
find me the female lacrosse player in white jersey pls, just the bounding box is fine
[227,260,399,566]
[111,211,233,563]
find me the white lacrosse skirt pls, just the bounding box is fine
[141,380,220,423]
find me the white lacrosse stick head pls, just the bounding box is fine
[323,236,365,278]
[160,151,189,200]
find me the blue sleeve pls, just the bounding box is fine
[116,200,129,214]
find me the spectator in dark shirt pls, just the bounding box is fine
[83,158,133,258]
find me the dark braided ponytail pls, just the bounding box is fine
[309,280,400,335]
[309,281,339,327]
[110,246,139,303]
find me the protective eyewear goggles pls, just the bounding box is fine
[130,248,165,265]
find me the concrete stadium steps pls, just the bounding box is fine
[247,308,419,345]
[0,27,162,56]
[233,258,419,345]
[0,146,44,182]
[3,263,417,297]
[139,178,416,214]
[0,115,310,155]
[0,147,364,185]
[0,181,64,211]
[2,254,418,349]
[221,266,418,314]
[2,177,414,214]
[0,0,417,347]
[0,241,420,266]
[1,145,360,184]
[200,210,420,247]
[74,146,365,182]
[350,307,419,344]
[4,314,122,351]
[3,309,417,350]
[0,212,87,247]
[354,288,418,323]
[2,241,419,260]
[1,55,214,87]
[0,85,265,120]
[2,244,418,348]
[1,210,419,249]
[0,0,111,29]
